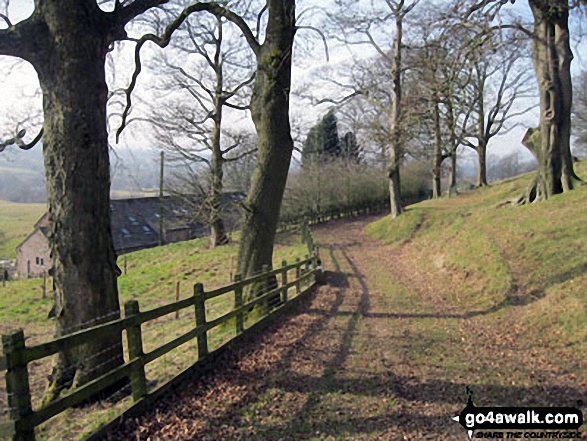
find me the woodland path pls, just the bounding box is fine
[108,215,586,440]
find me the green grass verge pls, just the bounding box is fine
[367,161,587,366]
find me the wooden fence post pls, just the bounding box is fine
[3,330,34,441]
[124,301,147,402]
[194,283,208,359]
[295,258,301,295]
[42,273,46,300]
[234,275,244,335]
[175,282,180,320]
[281,260,288,304]
[261,264,270,315]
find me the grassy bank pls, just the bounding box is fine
[367,162,587,383]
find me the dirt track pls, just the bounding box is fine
[106,215,586,440]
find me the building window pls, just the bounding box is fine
[40,258,44,266]
[121,227,131,237]
[128,216,139,225]
[142,225,153,235]
[36,257,39,265]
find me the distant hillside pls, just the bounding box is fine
[0,147,161,203]
[0,200,46,259]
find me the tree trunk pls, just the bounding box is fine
[448,151,458,197]
[35,1,124,404]
[476,68,489,188]
[236,0,296,284]
[209,27,228,249]
[476,140,488,187]
[389,15,404,218]
[520,0,580,202]
[432,98,443,198]
[209,143,228,247]
[446,97,458,197]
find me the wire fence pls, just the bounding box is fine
[0,220,321,441]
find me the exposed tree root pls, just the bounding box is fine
[514,175,548,205]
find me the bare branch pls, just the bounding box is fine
[296,25,329,62]
[0,12,11,27]
[224,148,257,162]
[314,90,363,106]
[116,2,259,142]
[223,72,256,100]
[0,128,43,152]
[223,102,250,111]
[256,3,267,39]
[114,0,170,27]
[0,16,42,61]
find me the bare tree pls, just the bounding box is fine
[331,0,421,218]
[139,5,256,247]
[409,10,476,198]
[120,0,297,289]
[572,70,587,154]
[466,0,585,203]
[459,24,535,187]
[0,0,193,404]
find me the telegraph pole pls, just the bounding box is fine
[159,150,164,246]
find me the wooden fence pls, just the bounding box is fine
[278,199,390,232]
[0,225,321,440]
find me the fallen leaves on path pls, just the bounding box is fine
[105,216,586,440]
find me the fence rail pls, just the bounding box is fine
[0,222,321,441]
[278,199,390,233]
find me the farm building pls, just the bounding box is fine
[15,214,51,278]
[15,194,243,278]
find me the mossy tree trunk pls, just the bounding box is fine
[388,14,404,218]
[0,0,169,403]
[518,0,581,203]
[236,0,296,283]
[37,2,125,403]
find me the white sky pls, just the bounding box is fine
[1,0,586,165]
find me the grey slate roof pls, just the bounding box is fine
[17,194,244,257]
[110,197,202,253]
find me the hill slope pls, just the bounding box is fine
[367,162,587,360]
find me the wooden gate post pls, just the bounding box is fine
[194,283,208,359]
[3,330,34,441]
[281,261,288,304]
[124,301,147,402]
[234,275,244,335]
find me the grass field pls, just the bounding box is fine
[0,231,309,440]
[0,200,46,259]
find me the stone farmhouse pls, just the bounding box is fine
[15,194,243,278]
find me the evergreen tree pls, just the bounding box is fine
[302,110,341,165]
